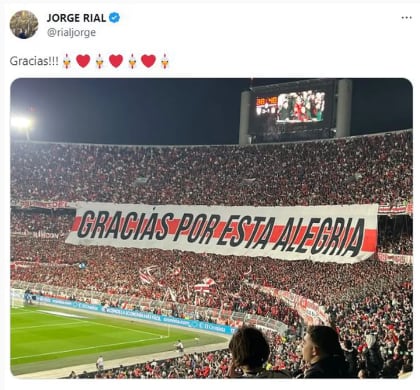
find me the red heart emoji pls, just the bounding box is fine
[109,54,123,68]
[76,54,90,68]
[141,54,156,68]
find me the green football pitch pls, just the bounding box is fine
[11,305,227,376]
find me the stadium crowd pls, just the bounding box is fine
[64,276,412,379]
[11,210,73,234]
[11,241,413,379]
[11,130,412,207]
[10,130,413,378]
[65,278,412,379]
[10,241,412,309]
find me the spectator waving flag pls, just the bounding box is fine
[145,265,158,276]
[168,287,177,302]
[203,277,216,286]
[139,265,157,284]
[139,271,154,284]
[194,283,211,293]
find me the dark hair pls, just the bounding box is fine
[228,326,270,369]
[307,325,344,357]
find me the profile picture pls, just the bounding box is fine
[10,10,38,39]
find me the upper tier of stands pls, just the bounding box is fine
[11,130,412,206]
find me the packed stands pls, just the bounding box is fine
[10,129,413,378]
[11,130,412,206]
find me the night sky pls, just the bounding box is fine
[10,78,413,145]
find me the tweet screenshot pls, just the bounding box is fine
[1,1,418,389]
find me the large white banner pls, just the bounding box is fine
[65,203,379,264]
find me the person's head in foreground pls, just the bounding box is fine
[227,325,290,378]
[301,325,349,378]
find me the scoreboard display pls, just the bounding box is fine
[249,79,336,143]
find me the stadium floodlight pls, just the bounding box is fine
[10,116,33,140]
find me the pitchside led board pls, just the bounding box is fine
[248,78,336,143]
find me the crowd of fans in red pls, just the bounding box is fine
[11,130,412,206]
[10,130,413,378]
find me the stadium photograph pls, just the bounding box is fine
[10,78,413,380]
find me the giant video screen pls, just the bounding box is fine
[249,79,335,143]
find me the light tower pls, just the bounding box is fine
[10,115,33,140]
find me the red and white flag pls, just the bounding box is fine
[139,271,153,284]
[168,288,177,302]
[145,266,157,280]
[194,283,211,293]
[139,265,157,284]
[203,277,216,286]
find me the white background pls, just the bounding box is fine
[1,1,418,390]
